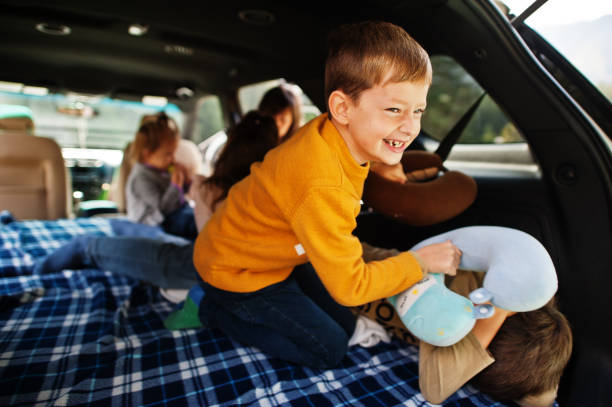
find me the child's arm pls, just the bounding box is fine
[159,168,186,214]
[471,306,515,348]
[189,174,218,232]
[127,171,165,225]
[290,188,426,305]
[291,187,462,305]
[413,240,461,276]
[418,333,495,404]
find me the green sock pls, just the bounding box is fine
[163,296,203,330]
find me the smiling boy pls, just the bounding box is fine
[193,21,461,368]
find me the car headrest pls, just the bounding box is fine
[0,105,35,134]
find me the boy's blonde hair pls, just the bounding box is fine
[325,21,432,113]
[130,112,179,163]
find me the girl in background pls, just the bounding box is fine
[126,112,197,239]
[257,84,302,141]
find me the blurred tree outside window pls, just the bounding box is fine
[503,0,612,102]
[423,55,523,144]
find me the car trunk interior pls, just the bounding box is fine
[1,1,611,405]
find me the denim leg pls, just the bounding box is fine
[33,235,94,274]
[109,219,191,245]
[292,262,356,337]
[85,237,198,288]
[162,205,198,240]
[201,276,349,369]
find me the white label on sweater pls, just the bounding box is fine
[294,244,305,256]
[395,276,437,317]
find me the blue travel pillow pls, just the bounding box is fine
[387,226,558,346]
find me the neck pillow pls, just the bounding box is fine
[388,226,558,346]
[363,151,477,226]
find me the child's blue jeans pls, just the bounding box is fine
[198,262,357,369]
[35,227,198,289]
[162,204,198,240]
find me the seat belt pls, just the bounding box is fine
[434,93,486,162]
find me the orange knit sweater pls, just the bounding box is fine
[193,114,423,306]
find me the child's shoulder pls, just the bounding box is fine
[264,116,344,187]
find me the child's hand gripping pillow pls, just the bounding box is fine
[388,226,558,346]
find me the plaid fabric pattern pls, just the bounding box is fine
[0,217,515,406]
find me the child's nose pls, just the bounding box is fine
[399,117,420,137]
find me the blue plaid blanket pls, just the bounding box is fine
[0,216,511,406]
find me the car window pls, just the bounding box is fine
[0,85,185,202]
[502,0,612,102]
[192,95,225,145]
[422,55,537,175]
[0,87,184,153]
[238,79,320,126]
[423,55,523,145]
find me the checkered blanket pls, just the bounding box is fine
[0,216,510,406]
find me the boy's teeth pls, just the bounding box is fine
[385,140,404,148]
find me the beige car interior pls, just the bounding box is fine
[0,115,70,220]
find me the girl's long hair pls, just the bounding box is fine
[204,111,278,209]
[257,84,301,141]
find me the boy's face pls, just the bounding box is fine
[342,79,429,165]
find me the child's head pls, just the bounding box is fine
[325,21,432,166]
[131,112,180,170]
[257,84,301,140]
[206,111,278,207]
[471,300,573,406]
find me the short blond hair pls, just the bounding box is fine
[325,21,432,111]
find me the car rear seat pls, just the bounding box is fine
[0,105,70,220]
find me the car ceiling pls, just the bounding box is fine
[0,0,451,109]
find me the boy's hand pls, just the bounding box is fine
[171,163,185,188]
[173,162,192,184]
[414,240,461,275]
[189,174,206,193]
[370,162,408,183]
[405,166,439,182]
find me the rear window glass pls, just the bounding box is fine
[0,90,184,150]
[423,56,523,144]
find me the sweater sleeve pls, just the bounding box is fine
[127,175,181,226]
[290,187,423,306]
[418,333,495,404]
[159,183,184,214]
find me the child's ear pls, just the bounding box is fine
[328,90,351,125]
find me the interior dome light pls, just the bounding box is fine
[35,23,71,36]
[237,9,275,26]
[128,24,149,36]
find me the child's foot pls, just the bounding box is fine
[33,235,93,274]
[163,285,206,330]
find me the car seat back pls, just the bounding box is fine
[0,132,69,220]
